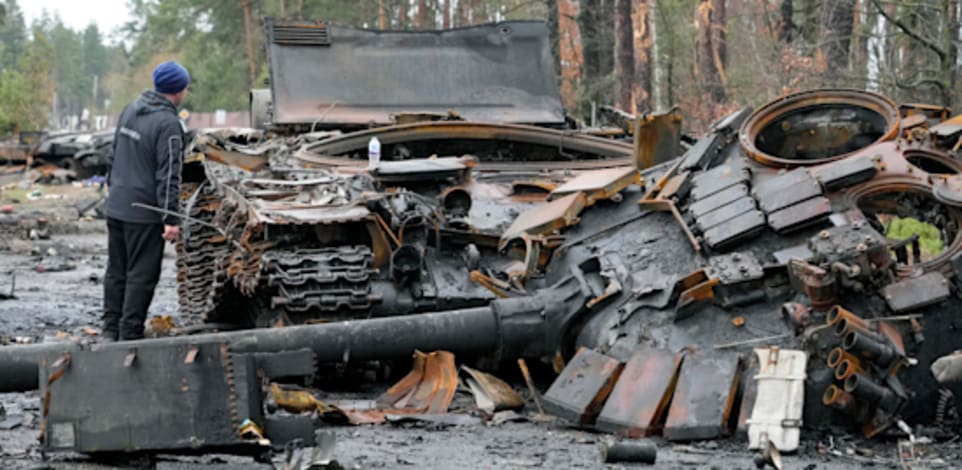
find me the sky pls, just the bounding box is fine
[19,0,132,39]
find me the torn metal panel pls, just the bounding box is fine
[658,172,692,201]
[372,156,474,183]
[595,349,682,437]
[250,203,371,225]
[329,350,459,425]
[202,145,270,172]
[378,350,458,414]
[711,106,753,135]
[41,341,266,453]
[664,352,742,441]
[460,365,525,413]
[881,272,950,313]
[265,19,565,126]
[501,192,586,242]
[298,121,634,163]
[549,166,640,205]
[543,347,624,425]
[680,133,722,171]
[633,109,683,169]
[930,114,962,140]
[767,197,832,234]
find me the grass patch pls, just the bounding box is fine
[885,216,944,256]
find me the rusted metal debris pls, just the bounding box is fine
[6,25,962,462]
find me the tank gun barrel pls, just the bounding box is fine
[0,271,595,393]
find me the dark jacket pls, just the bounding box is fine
[106,90,184,225]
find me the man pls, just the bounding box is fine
[103,61,189,341]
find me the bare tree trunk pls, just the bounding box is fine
[942,0,959,107]
[297,0,304,19]
[614,0,633,110]
[241,0,257,85]
[710,0,727,89]
[456,0,469,26]
[778,0,793,43]
[651,0,663,109]
[819,0,856,85]
[558,0,585,111]
[278,0,285,17]
[399,0,408,27]
[379,0,388,29]
[631,0,652,113]
[416,0,427,27]
[442,0,450,28]
[696,0,725,103]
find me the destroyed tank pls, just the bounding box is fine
[2,18,938,453]
[6,83,962,454]
[4,18,962,460]
[175,20,640,328]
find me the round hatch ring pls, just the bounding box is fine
[739,89,900,168]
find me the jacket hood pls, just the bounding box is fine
[134,89,178,116]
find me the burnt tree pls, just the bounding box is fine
[416,0,428,27]
[818,0,856,85]
[779,0,794,43]
[696,0,727,103]
[631,0,652,113]
[614,0,633,110]
[558,0,585,111]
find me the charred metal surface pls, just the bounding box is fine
[689,164,751,200]
[595,349,681,437]
[633,109,683,169]
[767,196,832,234]
[543,348,624,425]
[881,272,950,313]
[754,169,823,214]
[702,210,766,251]
[688,184,750,219]
[811,155,879,191]
[9,83,962,460]
[264,20,565,128]
[663,352,742,441]
[41,341,267,454]
[739,89,900,167]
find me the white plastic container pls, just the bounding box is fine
[747,347,807,453]
[368,136,381,170]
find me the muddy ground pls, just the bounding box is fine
[0,180,959,469]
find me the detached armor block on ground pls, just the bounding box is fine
[595,349,682,437]
[663,351,742,441]
[40,341,315,454]
[543,347,623,426]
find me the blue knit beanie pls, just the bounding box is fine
[153,61,190,94]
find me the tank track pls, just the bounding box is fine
[263,246,377,315]
[175,184,236,322]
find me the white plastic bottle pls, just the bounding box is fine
[368,136,381,170]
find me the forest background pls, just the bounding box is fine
[0,0,959,134]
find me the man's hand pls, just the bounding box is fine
[162,224,180,242]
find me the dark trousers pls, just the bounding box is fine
[103,218,165,340]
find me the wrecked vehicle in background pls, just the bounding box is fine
[0,129,112,180]
[33,129,113,180]
[2,18,962,465]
